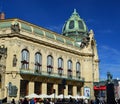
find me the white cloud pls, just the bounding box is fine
[99,45,120,62]
[99,45,120,79]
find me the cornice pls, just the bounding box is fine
[0,18,94,57]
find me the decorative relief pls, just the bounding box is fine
[80,36,90,48]
[49,52,52,56]
[43,48,47,53]
[16,41,21,47]
[31,45,35,50]
[24,46,28,49]
[2,30,7,34]
[11,23,20,33]
[37,49,41,53]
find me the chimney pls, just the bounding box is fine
[0,12,5,20]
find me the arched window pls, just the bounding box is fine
[35,52,42,73]
[78,20,84,29]
[76,62,81,78]
[58,58,63,75]
[21,49,29,69]
[67,60,72,77]
[69,20,74,29]
[47,55,53,74]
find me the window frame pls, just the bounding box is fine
[67,60,72,77]
[47,55,53,74]
[69,20,74,29]
[35,52,42,73]
[21,49,29,69]
[76,62,81,78]
[58,58,63,75]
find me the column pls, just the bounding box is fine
[73,86,77,96]
[81,86,84,96]
[42,83,47,94]
[54,84,58,96]
[64,85,68,96]
[29,82,34,94]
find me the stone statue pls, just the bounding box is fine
[11,23,20,33]
[13,55,17,67]
[107,72,113,83]
[80,36,90,48]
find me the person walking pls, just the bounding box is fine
[11,99,16,104]
[22,98,29,104]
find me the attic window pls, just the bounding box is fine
[78,20,84,29]
[69,20,74,29]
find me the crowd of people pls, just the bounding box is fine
[16,97,103,104]
[18,97,90,104]
[10,97,120,104]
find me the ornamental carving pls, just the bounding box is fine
[11,23,20,33]
[80,36,90,48]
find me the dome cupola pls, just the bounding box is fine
[62,9,89,44]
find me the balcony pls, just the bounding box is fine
[19,68,84,82]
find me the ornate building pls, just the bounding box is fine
[0,9,99,101]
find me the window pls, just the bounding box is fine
[58,84,63,95]
[34,82,42,95]
[76,62,81,78]
[20,80,29,97]
[69,20,74,29]
[58,58,63,75]
[47,55,53,74]
[47,83,53,95]
[78,20,84,30]
[21,49,29,69]
[67,60,72,77]
[35,52,42,73]
[77,86,82,95]
[68,85,73,95]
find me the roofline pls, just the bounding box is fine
[0,18,75,41]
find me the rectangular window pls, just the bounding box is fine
[68,85,73,95]
[34,82,42,95]
[20,80,29,97]
[47,83,53,95]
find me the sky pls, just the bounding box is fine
[0,0,120,80]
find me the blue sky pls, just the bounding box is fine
[1,0,120,79]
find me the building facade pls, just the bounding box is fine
[0,10,99,101]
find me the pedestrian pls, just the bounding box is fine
[30,98,35,104]
[11,99,16,104]
[22,98,29,104]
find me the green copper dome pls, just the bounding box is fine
[62,9,89,43]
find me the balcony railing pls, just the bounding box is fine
[20,68,84,82]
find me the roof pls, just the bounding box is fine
[0,18,80,48]
[62,9,89,42]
